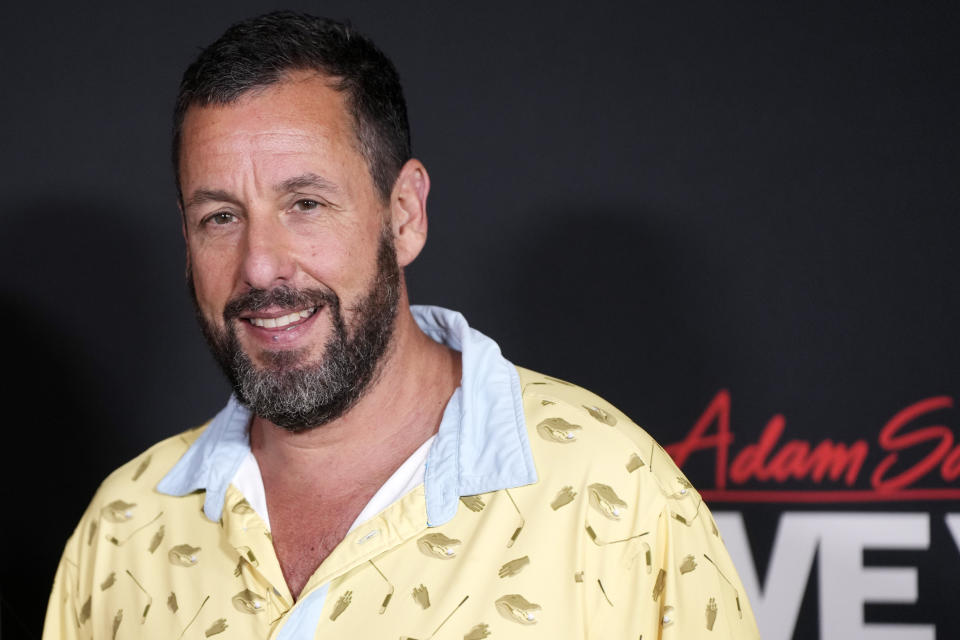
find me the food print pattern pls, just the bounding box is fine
[44,368,760,639]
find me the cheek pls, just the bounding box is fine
[189,248,239,314]
[300,236,370,289]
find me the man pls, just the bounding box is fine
[44,12,760,639]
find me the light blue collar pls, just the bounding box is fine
[156,305,537,526]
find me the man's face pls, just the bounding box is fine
[178,72,401,430]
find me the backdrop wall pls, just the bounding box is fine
[2,2,958,638]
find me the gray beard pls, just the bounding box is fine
[191,232,401,432]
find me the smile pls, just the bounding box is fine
[247,306,318,329]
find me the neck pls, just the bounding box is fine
[249,305,461,495]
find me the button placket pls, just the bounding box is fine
[223,485,293,613]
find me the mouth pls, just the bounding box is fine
[242,305,319,331]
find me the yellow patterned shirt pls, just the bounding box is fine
[44,308,760,640]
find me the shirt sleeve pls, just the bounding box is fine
[43,529,84,640]
[649,498,760,639]
[583,475,761,639]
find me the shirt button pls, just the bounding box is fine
[358,529,380,544]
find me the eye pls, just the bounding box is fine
[203,211,237,226]
[294,198,325,212]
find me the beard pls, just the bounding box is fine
[190,231,401,432]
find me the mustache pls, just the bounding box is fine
[223,286,339,320]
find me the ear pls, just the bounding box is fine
[389,159,430,267]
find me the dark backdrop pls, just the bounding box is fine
[2,2,958,639]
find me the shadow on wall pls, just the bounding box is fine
[481,207,718,437]
[0,294,102,638]
[0,198,178,639]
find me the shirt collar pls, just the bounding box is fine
[156,305,537,526]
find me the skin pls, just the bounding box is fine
[178,71,462,599]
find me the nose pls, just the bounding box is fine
[240,214,296,290]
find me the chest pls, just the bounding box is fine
[92,480,586,640]
[289,485,583,639]
[266,489,373,599]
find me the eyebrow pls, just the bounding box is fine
[184,173,340,211]
[184,188,240,210]
[275,173,340,195]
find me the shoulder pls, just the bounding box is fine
[94,424,207,506]
[516,366,653,449]
[514,368,760,638]
[66,423,209,552]
[45,423,220,638]
[515,366,700,519]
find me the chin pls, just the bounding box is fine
[252,346,314,370]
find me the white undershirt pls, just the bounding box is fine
[231,434,437,533]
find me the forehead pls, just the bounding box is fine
[178,72,367,192]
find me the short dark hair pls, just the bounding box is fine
[172,11,411,203]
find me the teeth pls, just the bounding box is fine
[249,306,316,329]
